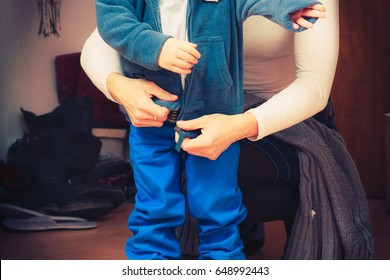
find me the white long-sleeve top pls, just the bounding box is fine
[80,0,339,140]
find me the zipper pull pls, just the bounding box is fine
[153,97,181,123]
[174,126,202,152]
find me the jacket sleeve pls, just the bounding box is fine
[95,0,170,70]
[237,0,322,32]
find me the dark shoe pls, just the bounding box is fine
[243,237,265,256]
[41,198,113,221]
[2,179,115,220]
[1,164,115,220]
[70,183,126,209]
[240,222,266,256]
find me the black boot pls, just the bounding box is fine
[69,174,126,210]
[21,96,93,135]
[6,131,114,220]
[8,98,132,219]
[240,222,266,256]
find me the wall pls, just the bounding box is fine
[331,0,390,197]
[0,0,97,160]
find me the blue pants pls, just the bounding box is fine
[127,123,247,259]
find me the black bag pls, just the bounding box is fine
[3,97,125,220]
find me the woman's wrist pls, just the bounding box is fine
[106,72,125,104]
[231,112,259,141]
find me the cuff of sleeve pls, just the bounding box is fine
[246,108,265,141]
[102,69,123,103]
[130,32,172,70]
[276,0,322,33]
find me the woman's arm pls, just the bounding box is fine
[248,0,339,140]
[80,28,122,102]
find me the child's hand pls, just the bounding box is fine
[290,4,326,30]
[158,38,201,74]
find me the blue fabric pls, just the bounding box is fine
[185,141,247,260]
[153,97,181,112]
[153,98,201,151]
[127,123,183,259]
[174,127,201,152]
[128,123,246,259]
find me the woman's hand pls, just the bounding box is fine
[107,72,178,127]
[176,113,258,160]
[290,4,326,30]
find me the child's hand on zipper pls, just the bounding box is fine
[158,38,201,74]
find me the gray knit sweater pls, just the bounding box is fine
[275,118,374,259]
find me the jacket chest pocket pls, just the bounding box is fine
[184,36,234,117]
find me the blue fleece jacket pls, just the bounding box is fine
[96,0,320,120]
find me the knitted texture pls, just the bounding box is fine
[275,118,374,259]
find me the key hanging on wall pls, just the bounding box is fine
[37,0,62,37]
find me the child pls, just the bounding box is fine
[95,0,325,260]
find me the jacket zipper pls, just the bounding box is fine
[178,0,193,121]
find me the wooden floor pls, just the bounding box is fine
[0,198,389,260]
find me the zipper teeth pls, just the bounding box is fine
[178,76,186,121]
[178,0,192,121]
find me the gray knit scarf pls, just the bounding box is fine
[276,118,374,259]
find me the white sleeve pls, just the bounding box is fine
[80,28,123,102]
[247,0,339,140]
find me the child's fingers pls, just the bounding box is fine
[310,4,326,12]
[292,21,300,30]
[301,9,326,19]
[178,49,199,65]
[169,63,193,74]
[302,4,326,18]
[292,17,314,29]
[173,58,194,70]
[187,46,201,59]
[179,42,201,59]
